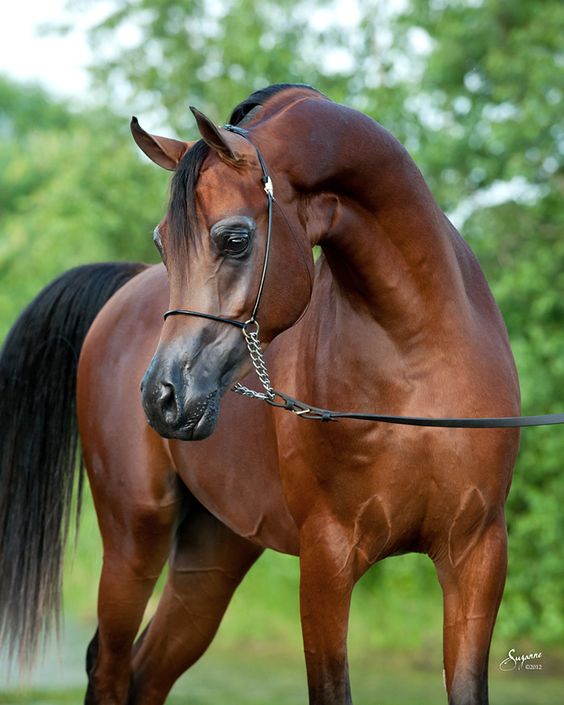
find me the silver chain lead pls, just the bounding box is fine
[232,324,275,401]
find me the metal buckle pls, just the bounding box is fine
[263,176,274,198]
[292,406,311,416]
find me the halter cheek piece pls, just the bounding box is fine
[162,126,564,429]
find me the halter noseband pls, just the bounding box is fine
[163,124,274,334]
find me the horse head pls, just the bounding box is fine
[132,101,313,440]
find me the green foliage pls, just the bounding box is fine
[0,77,73,138]
[67,0,342,131]
[462,195,564,645]
[65,0,416,134]
[400,0,563,207]
[0,76,166,336]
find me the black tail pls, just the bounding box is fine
[0,262,146,668]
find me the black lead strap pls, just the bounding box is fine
[266,390,564,428]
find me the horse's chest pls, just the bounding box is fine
[276,420,489,553]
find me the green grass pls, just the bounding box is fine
[2,644,563,705]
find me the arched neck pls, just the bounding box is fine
[263,97,468,342]
[315,193,465,344]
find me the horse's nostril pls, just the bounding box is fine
[158,381,178,423]
[158,381,173,400]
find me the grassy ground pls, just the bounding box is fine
[2,641,562,705]
[2,548,563,704]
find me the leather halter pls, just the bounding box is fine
[163,124,273,332]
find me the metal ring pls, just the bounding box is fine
[264,391,292,408]
[242,319,260,337]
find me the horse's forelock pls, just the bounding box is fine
[168,139,210,256]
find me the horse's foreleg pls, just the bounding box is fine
[435,515,508,705]
[128,504,262,705]
[299,519,357,705]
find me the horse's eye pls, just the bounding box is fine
[222,232,250,256]
[211,217,255,258]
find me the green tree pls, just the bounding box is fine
[0,76,167,333]
[64,0,415,133]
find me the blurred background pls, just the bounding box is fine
[1,0,563,702]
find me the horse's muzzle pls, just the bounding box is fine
[140,359,221,441]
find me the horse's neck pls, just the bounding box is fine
[277,98,469,347]
[261,94,516,412]
[318,195,466,346]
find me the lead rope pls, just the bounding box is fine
[232,336,564,428]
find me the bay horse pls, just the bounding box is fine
[0,83,520,704]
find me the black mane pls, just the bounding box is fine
[168,83,319,255]
[227,82,320,126]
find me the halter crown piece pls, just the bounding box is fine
[162,127,564,428]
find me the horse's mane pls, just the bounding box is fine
[168,83,320,255]
[227,82,320,125]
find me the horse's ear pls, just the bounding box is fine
[130,117,193,171]
[190,106,251,165]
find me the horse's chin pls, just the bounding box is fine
[146,389,220,442]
